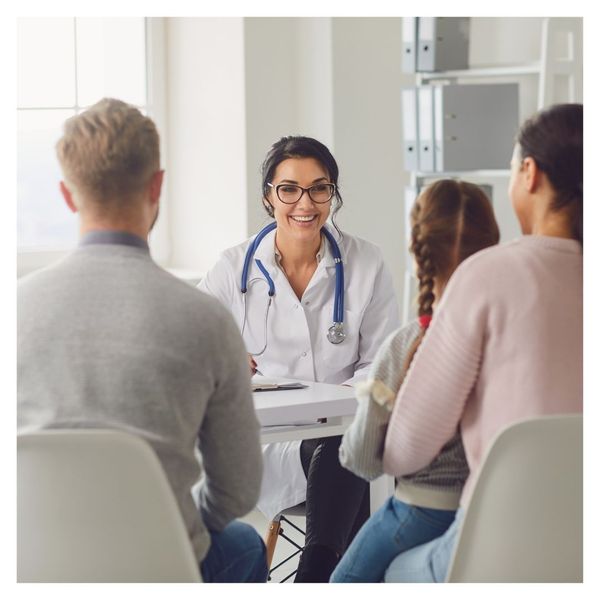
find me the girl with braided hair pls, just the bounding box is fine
[331,179,499,582]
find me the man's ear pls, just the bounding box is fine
[148,170,164,205]
[60,181,78,213]
[522,156,541,194]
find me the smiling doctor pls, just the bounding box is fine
[198,136,400,582]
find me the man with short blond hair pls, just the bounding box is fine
[18,98,267,583]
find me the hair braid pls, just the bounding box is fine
[411,218,436,318]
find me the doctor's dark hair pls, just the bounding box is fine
[402,179,500,378]
[261,136,344,235]
[517,103,583,245]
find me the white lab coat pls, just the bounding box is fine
[198,223,400,519]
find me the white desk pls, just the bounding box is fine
[253,378,356,444]
[253,377,393,509]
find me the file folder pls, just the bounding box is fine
[433,83,519,172]
[418,86,435,172]
[402,17,418,73]
[417,17,470,72]
[402,88,419,171]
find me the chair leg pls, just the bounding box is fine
[264,518,281,570]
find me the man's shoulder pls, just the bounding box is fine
[18,254,74,296]
[18,250,230,324]
[157,270,239,337]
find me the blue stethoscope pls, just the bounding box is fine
[240,222,345,356]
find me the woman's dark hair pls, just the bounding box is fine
[260,136,344,235]
[403,179,500,376]
[517,103,583,244]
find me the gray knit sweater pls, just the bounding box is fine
[339,320,468,510]
[17,240,263,563]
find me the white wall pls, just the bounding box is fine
[243,18,298,237]
[165,17,247,273]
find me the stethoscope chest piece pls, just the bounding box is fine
[327,322,346,345]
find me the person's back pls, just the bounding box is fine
[17,98,267,582]
[18,238,263,563]
[461,236,581,478]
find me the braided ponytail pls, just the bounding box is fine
[412,222,436,319]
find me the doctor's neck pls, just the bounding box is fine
[274,230,322,269]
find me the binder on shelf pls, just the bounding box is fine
[401,88,419,171]
[433,83,519,172]
[417,17,470,72]
[418,86,435,172]
[402,17,418,73]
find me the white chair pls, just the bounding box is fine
[17,429,202,582]
[446,414,582,583]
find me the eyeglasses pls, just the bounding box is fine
[267,182,336,204]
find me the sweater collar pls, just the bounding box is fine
[79,230,149,251]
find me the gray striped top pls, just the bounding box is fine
[339,320,469,510]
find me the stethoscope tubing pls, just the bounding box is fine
[321,226,344,323]
[241,222,277,293]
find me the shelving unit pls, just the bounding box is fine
[401,17,582,325]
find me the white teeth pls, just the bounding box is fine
[291,215,316,222]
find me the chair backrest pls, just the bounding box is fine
[17,429,202,582]
[446,414,582,583]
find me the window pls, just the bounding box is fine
[17,17,151,257]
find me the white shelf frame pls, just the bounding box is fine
[418,62,541,81]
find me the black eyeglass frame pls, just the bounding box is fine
[267,182,336,204]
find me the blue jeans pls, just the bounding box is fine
[330,496,456,583]
[384,508,464,582]
[200,521,268,583]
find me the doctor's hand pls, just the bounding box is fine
[248,354,258,376]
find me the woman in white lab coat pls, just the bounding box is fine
[198,136,400,582]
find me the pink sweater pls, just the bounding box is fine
[383,236,583,507]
